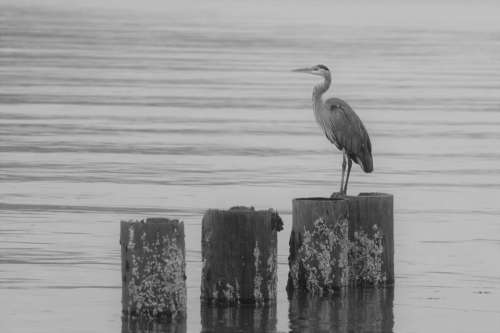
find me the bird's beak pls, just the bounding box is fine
[292,67,312,73]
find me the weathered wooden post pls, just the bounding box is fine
[287,198,350,294]
[201,206,283,305]
[287,193,393,294]
[347,193,394,286]
[120,218,186,321]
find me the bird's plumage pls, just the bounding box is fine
[322,98,373,172]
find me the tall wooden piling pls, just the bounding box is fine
[287,198,350,294]
[120,218,186,321]
[347,193,394,285]
[201,207,282,305]
[287,193,394,294]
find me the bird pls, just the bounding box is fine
[293,64,373,196]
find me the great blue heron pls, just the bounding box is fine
[293,64,373,195]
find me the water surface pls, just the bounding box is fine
[1,1,500,332]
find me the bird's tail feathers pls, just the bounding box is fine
[358,151,373,173]
[362,157,373,173]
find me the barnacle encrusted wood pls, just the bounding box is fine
[347,193,394,285]
[120,218,186,321]
[287,198,350,294]
[201,207,282,305]
[288,193,394,294]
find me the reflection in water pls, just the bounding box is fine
[122,289,391,333]
[121,317,186,333]
[201,303,277,333]
[289,287,394,333]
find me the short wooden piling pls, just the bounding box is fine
[120,218,186,321]
[201,206,282,305]
[287,193,394,294]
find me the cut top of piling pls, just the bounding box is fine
[204,206,284,232]
[293,192,393,201]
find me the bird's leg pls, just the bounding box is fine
[343,157,353,194]
[339,151,346,194]
[331,151,347,198]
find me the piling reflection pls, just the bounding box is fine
[121,316,187,333]
[201,303,277,333]
[288,287,394,333]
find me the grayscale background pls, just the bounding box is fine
[1,0,500,332]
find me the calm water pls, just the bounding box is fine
[1,1,500,332]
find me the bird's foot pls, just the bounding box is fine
[330,191,346,199]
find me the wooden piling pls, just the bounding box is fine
[120,218,186,321]
[347,193,394,286]
[287,193,394,294]
[201,206,282,306]
[287,198,350,294]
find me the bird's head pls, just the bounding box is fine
[292,64,330,77]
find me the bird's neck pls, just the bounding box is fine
[312,74,331,109]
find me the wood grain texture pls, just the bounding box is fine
[120,218,186,321]
[201,207,281,305]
